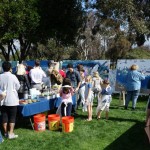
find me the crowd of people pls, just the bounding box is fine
[0,61,149,143]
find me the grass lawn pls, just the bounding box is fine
[0,94,150,150]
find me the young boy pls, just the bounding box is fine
[96,79,112,120]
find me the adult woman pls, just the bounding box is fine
[125,64,145,110]
[0,61,20,139]
[16,64,30,99]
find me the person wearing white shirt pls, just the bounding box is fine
[0,61,20,139]
[29,60,46,90]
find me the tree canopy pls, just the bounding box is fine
[0,0,150,61]
[0,0,83,62]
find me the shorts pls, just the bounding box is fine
[1,106,17,123]
[99,102,110,111]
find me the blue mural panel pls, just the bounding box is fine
[62,60,110,80]
[116,59,150,94]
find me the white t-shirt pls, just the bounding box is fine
[92,77,103,91]
[29,67,46,84]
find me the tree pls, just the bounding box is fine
[30,39,72,61]
[34,0,84,61]
[92,0,149,46]
[76,11,104,60]
[77,0,149,61]
[0,0,84,62]
[106,33,131,62]
[0,0,40,62]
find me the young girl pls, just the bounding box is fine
[59,85,74,116]
[96,79,112,120]
[85,75,94,121]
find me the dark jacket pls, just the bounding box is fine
[16,74,30,93]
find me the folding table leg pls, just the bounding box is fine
[29,117,34,130]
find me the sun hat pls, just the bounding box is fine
[62,85,71,88]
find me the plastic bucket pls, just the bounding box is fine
[62,116,74,133]
[48,114,60,131]
[33,114,46,131]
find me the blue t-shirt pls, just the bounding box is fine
[125,70,145,91]
[101,86,112,95]
[85,83,92,98]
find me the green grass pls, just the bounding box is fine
[0,94,150,150]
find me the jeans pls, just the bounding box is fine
[72,93,77,114]
[61,102,72,116]
[125,90,140,108]
[77,89,85,108]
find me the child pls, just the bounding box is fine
[85,75,94,121]
[58,78,74,116]
[96,79,112,120]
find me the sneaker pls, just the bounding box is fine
[8,133,18,139]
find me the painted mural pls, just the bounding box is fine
[62,60,110,80]
[25,60,49,72]
[0,61,18,73]
[109,69,117,92]
[116,59,150,94]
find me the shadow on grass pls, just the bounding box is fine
[110,105,146,112]
[15,115,34,130]
[108,117,142,123]
[104,122,150,150]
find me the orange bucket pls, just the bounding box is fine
[33,114,46,131]
[48,114,60,131]
[62,116,74,133]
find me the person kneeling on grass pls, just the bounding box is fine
[96,79,112,120]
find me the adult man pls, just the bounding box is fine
[29,60,46,90]
[0,61,20,139]
[66,63,81,115]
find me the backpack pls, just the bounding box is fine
[51,69,63,85]
[92,78,102,93]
